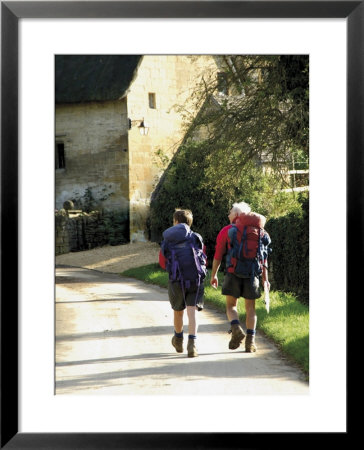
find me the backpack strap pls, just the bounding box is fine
[170,249,178,281]
[190,243,203,276]
[192,232,204,249]
[227,225,238,269]
[238,226,248,258]
[190,237,204,305]
[257,228,262,263]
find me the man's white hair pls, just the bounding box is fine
[232,201,251,215]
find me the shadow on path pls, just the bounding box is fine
[56,323,228,342]
[56,354,301,391]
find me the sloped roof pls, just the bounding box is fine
[55,55,142,103]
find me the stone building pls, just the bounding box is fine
[55,55,220,242]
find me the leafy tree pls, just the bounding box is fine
[183,55,309,185]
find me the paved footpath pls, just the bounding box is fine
[55,266,309,395]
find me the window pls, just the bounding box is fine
[56,142,65,169]
[217,72,228,95]
[148,93,156,109]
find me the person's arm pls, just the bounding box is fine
[210,226,228,288]
[210,258,222,289]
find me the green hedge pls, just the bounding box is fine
[265,196,309,304]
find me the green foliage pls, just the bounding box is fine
[254,289,309,374]
[100,210,129,246]
[71,184,114,213]
[122,263,169,287]
[265,195,309,304]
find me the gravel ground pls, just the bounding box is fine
[55,241,161,273]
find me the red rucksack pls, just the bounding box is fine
[226,212,271,279]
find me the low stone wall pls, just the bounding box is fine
[55,209,129,255]
[55,210,70,255]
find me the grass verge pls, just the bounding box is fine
[121,263,309,378]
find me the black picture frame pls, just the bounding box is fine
[1,1,355,448]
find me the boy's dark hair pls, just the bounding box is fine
[173,209,193,227]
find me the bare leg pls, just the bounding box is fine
[186,306,198,357]
[186,306,198,336]
[172,309,184,353]
[226,295,239,321]
[173,310,184,333]
[244,299,257,330]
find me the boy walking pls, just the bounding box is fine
[159,209,207,357]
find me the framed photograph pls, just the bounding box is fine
[1,1,355,447]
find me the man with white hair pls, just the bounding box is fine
[210,201,271,352]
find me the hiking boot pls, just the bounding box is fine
[187,338,198,357]
[228,323,246,350]
[172,335,183,353]
[245,334,257,353]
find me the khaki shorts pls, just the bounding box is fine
[222,273,261,300]
[168,281,204,311]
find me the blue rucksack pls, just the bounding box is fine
[161,223,207,300]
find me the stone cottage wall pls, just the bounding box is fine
[127,55,219,242]
[55,99,130,220]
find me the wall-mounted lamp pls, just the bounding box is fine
[128,118,149,136]
[138,119,149,136]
